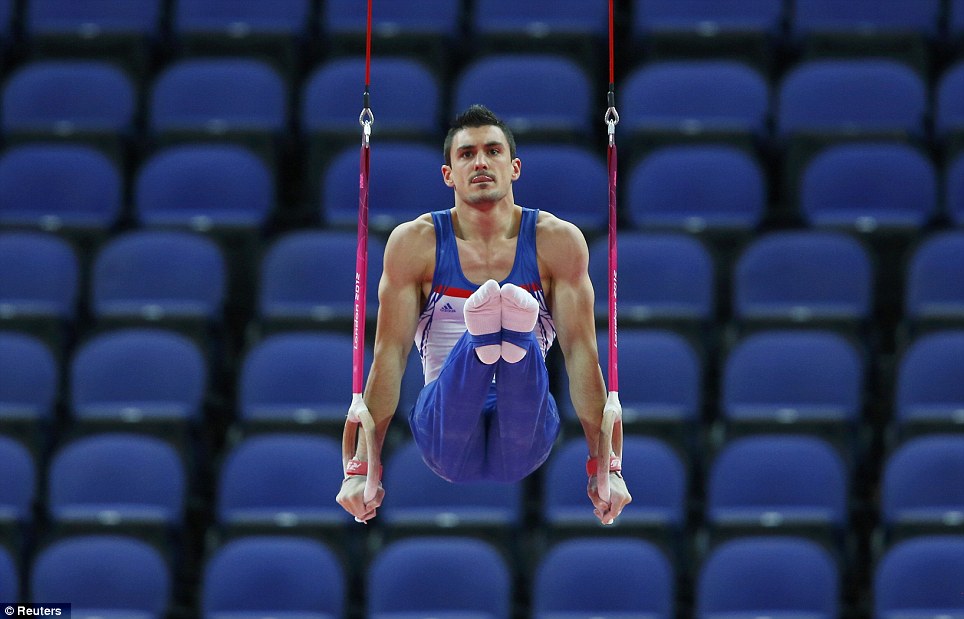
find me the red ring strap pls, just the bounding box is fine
[345,459,383,478]
[586,455,622,477]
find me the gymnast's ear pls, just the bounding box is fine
[441,165,455,187]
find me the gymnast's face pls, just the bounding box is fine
[442,125,521,206]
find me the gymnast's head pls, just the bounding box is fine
[443,104,517,167]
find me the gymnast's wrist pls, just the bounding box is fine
[586,454,622,478]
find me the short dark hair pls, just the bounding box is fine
[443,104,517,167]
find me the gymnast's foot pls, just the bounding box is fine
[500,282,539,363]
[464,279,502,364]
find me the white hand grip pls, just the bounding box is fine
[597,391,623,505]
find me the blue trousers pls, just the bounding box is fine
[409,329,560,483]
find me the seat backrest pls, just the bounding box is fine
[70,328,207,422]
[873,535,964,617]
[935,61,964,137]
[1,60,135,132]
[633,0,784,34]
[706,435,848,526]
[791,0,941,36]
[511,145,608,233]
[47,433,186,526]
[216,433,349,525]
[149,58,286,132]
[302,57,440,136]
[26,0,162,35]
[452,54,592,138]
[237,332,370,424]
[322,0,460,38]
[904,231,964,322]
[367,537,511,619]
[321,142,451,230]
[621,61,770,135]
[800,142,937,229]
[201,536,345,617]
[257,230,383,324]
[0,332,58,422]
[91,230,227,320]
[881,435,964,528]
[471,0,607,36]
[777,59,927,137]
[0,144,122,230]
[589,233,715,322]
[379,440,523,528]
[732,231,873,323]
[0,232,80,318]
[721,330,863,423]
[173,0,311,34]
[627,145,766,231]
[696,536,839,618]
[0,544,17,603]
[30,534,171,617]
[533,537,675,618]
[134,144,273,229]
[947,152,964,227]
[894,331,964,425]
[543,436,687,529]
[0,435,37,524]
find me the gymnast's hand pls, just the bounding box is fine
[587,472,632,526]
[336,474,385,523]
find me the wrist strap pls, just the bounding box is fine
[345,458,383,478]
[586,454,622,477]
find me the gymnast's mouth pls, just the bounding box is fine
[471,174,494,183]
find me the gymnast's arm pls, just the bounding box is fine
[336,217,433,520]
[540,214,631,524]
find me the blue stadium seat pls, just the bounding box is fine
[367,537,511,619]
[236,332,371,433]
[873,535,964,619]
[91,230,227,327]
[0,544,17,603]
[256,230,383,330]
[0,231,80,346]
[532,537,675,619]
[903,232,964,328]
[948,152,964,227]
[378,440,523,539]
[777,59,927,140]
[46,433,186,538]
[69,328,207,433]
[705,435,849,548]
[215,434,352,536]
[1,60,136,155]
[893,330,964,436]
[799,142,937,231]
[302,56,442,142]
[719,330,864,439]
[0,436,36,553]
[696,536,840,619]
[0,332,58,449]
[452,55,593,142]
[0,144,122,233]
[880,435,964,540]
[134,144,273,230]
[541,436,688,553]
[732,231,874,330]
[511,145,608,234]
[620,61,770,147]
[952,0,964,44]
[321,143,450,232]
[30,534,171,618]
[935,61,964,155]
[589,233,716,326]
[626,145,766,235]
[200,536,345,619]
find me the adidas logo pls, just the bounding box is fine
[439,302,458,313]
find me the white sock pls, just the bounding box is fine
[463,279,502,364]
[500,283,539,363]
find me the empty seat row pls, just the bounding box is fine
[2,530,962,619]
[3,56,964,149]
